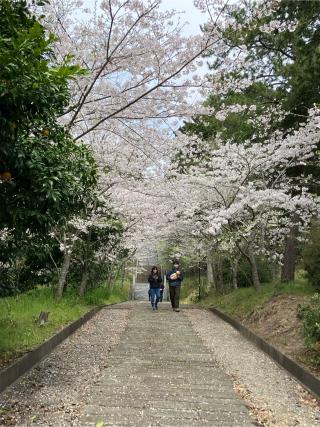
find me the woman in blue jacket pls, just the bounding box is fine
[148,266,162,311]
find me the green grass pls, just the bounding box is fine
[0,282,130,362]
[197,274,314,320]
[180,277,202,301]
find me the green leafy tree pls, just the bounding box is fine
[0,0,98,295]
[220,0,320,119]
[0,0,96,232]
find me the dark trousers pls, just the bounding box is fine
[159,289,164,302]
[169,285,180,308]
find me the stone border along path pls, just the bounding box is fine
[2,301,318,426]
[80,302,254,426]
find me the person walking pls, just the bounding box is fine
[166,260,184,312]
[159,277,165,302]
[148,266,162,311]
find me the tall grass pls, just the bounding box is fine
[0,281,130,362]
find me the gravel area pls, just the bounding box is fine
[185,308,320,427]
[0,307,129,427]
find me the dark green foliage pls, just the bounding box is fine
[207,255,272,293]
[299,294,320,363]
[303,221,320,289]
[220,0,320,114]
[0,232,62,296]
[183,1,320,148]
[0,0,95,234]
[1,130,97,235]
[0,0,83,134]
[183,82,279,141]
[0,0,98,295]
[219,0,320,184]
[177,82,280,174]
[237,257,272,287]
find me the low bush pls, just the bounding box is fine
[299,293,320,366]
[299,293,320,345]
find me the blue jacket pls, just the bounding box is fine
[166,268,184,287]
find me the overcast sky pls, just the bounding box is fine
[159,0,206,36]
[80,1,206,36]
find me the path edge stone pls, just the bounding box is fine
[208,307,320,398]
[0,303,123,394]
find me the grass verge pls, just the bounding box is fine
[0,282,129,366]
[197,276,314,320]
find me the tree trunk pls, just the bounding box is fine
[207,250,214,289]
[217,257,224,291]
[106,265,114,287]
[271,261,278,282]
[79,263,88,296]
[281,227,297,282]
[120,261,127,288]
[56,251,72,298]
[213,255,224,292]
[231,258,238,289]
[248,245,261,291]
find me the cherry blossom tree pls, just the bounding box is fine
[193,0,320,283]
[14,0,319,296]
[41,0,218,138]
[165,107,320,290]
[30,0,225,294]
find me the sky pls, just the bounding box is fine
[159,0,206,36]
[159,0,209,109]
[80,0,206,36]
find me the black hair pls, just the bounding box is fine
[172,259,179,265]
[151,266,159,273]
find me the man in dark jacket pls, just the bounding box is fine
[166,260,184,312]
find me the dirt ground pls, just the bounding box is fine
[242,294,320,376]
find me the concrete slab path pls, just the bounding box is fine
[80,302,255,426]
[133,282,168,301]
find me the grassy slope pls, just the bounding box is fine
[198,276,314,319]
[0,282,129,364]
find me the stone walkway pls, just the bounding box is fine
[80,302,254,426]
[133,282,168,301]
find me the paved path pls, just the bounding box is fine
[134,282,150,300]
[134,282,168,301]
[80,302,254,426]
